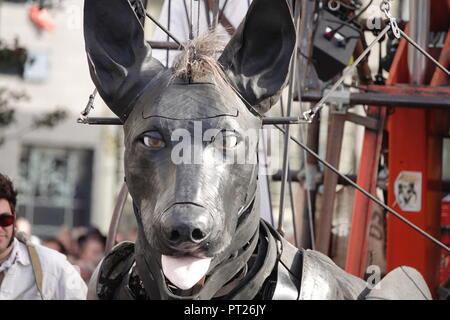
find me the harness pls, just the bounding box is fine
[96,222,282,299]
[15,232,44,300]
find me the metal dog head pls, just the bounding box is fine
[84,0,295,286]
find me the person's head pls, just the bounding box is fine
[78,231,105,266]
[42,237,67,255]
[0,173,17,255]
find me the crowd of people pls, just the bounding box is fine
[19,222,138,284]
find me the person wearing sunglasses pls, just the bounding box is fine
[0,173,87,300]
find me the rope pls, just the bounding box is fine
[189,0,193,40]
[197,0,200,37]
[145,11,184,48]
[166,0,172,67]
[277,3,301,237]
[302,25,390,122]
[400,29,450,78]
[274,124,450,254]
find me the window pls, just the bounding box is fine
[17,144,94,237]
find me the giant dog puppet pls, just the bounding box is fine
[85,0,432,300]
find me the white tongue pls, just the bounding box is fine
[161,255,212,290]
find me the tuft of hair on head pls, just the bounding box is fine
[171,30,230,87]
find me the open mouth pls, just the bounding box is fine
[161,254,212,290]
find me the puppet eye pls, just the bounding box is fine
[141,131,165,149]
[213,131,239,149]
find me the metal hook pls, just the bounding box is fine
[380,0,400,39]
[78,88,97,123]
[328,0,340,11]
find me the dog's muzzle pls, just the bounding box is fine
[160,203,213,253]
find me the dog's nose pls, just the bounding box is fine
[161,204,213,246]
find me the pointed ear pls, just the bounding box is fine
[218,0,296,114]
[84,0,164,120]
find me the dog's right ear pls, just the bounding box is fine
[84,0,164,121]
[218,0,295,115]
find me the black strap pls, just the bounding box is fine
[224,221,279,299]
[16,232,44,300]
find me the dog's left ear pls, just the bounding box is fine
[218,0,296,114]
